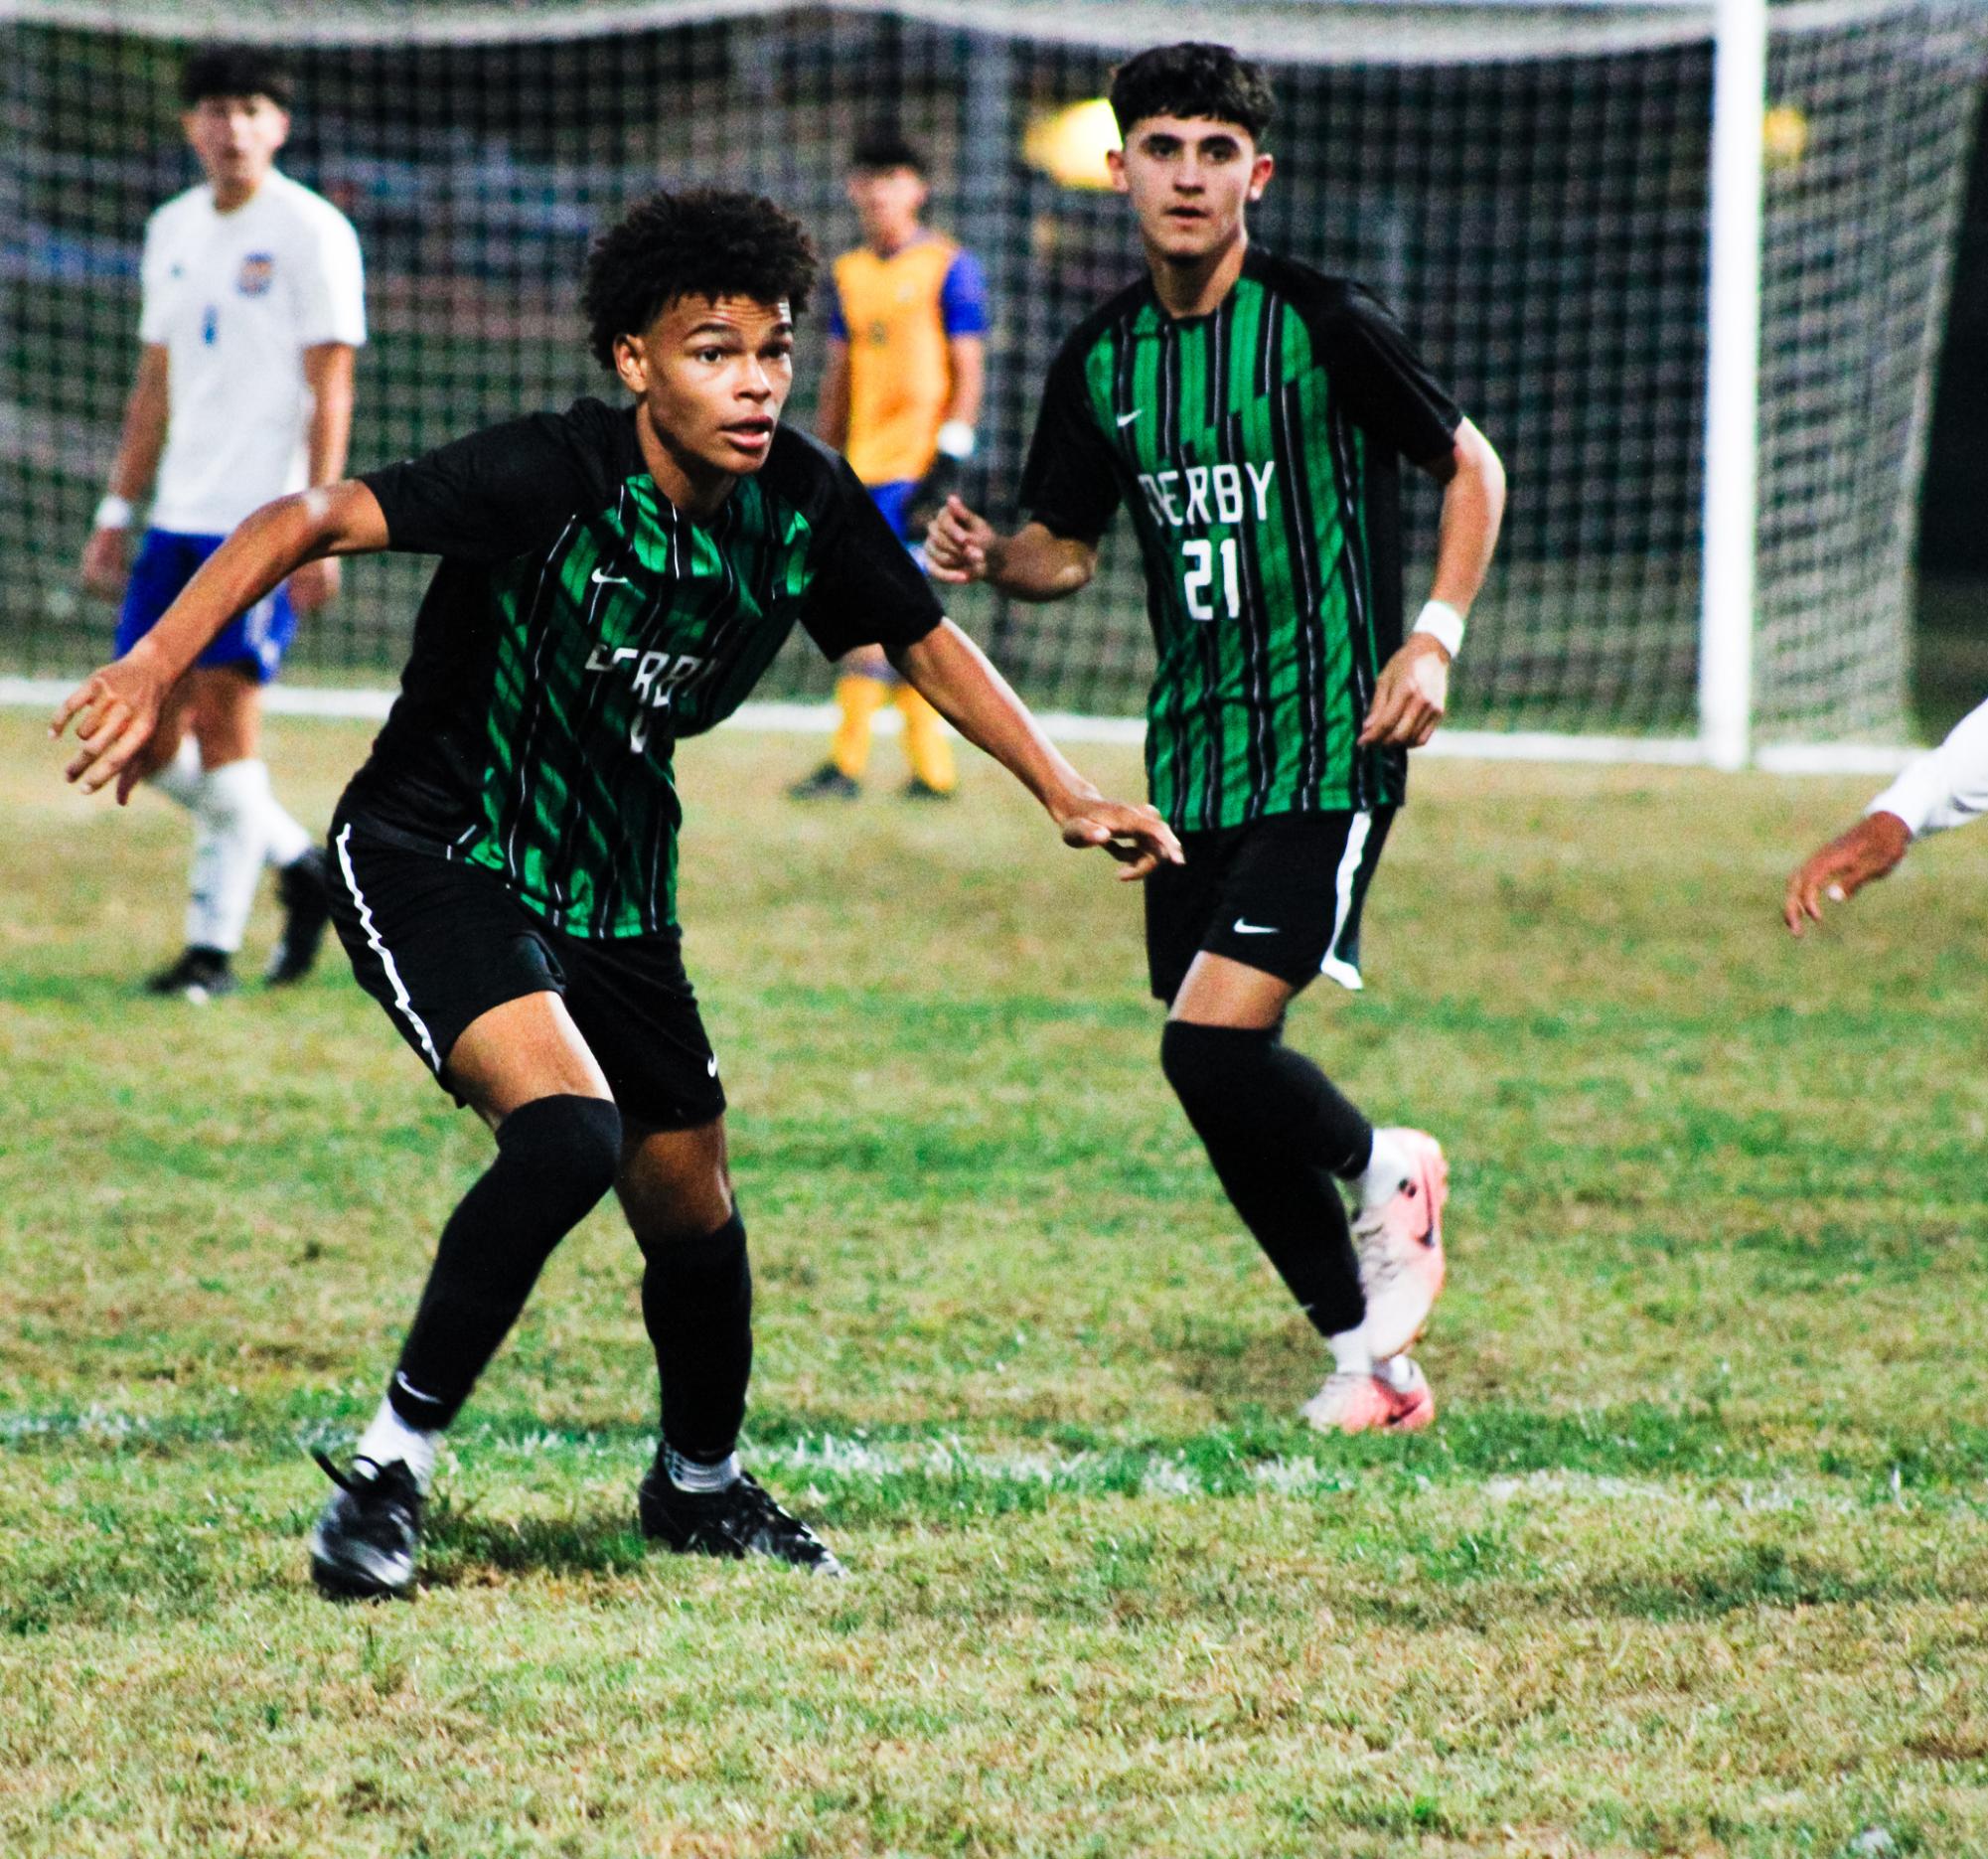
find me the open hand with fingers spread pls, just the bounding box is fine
[1358,633,1451,749]
[50,645,175,802]
[1783,811,1911,936]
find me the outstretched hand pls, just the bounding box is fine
[1358,634,1451,749]
[1053,795,1184,882]
[50,649,173,803]
[1783,812,1912,936]
[924,495,997,586]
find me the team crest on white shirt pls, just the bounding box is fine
[236,252,276,297]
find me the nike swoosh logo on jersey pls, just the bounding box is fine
[591,568,634,586]
[1117,409,1142,427]
[706,1055,719,1077]
[1232,919,1279,935]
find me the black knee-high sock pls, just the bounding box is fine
[638,1209,752,1465]
[387,1094,623,1431]
[1159,1020,1373,1338]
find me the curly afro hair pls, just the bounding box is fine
[1109,42,1274,143]
[582,188,818,372]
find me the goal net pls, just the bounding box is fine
[3,0,1982,751]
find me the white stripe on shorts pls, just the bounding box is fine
[334,822,442,1072]
[1318,809,1373,994]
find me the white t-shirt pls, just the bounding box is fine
[140,169,367,536]
[1869,695,1988,840]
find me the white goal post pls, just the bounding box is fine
[3,0,1983,769]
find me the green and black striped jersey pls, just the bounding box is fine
[345,397,940,936]
[1019,247,1460,832]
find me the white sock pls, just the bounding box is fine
[186,759,270,954]
[1328,1328,1373,1377]
[150,736,203,811]
[259,774,313,869]
[665,1446,741,1493]
[1357,1129,1414,1211]
[355,1396,440,1492]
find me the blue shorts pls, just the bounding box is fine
[866,479,920,542]
[115,529,296,684]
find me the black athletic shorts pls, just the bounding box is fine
[1144,807,1398,1005]
[326,812,726,1131]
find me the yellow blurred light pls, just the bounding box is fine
[1023,97,1121,192]
[1762,102,1810,169]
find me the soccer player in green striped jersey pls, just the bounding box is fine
[56,188,1180,1594]
[929,44,1506,1435]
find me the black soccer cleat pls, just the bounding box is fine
[144,945,237,1003]
[308,1451,423,1600]
[787,763,860,802]
[638,1457,844,1576]
[902,776,955,802]
[266,847,333,986]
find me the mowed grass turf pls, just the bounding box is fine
[2,706,1986,1858]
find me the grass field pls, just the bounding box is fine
[2,708,1986,1858]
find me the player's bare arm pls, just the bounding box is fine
[944,334,986,429]
[924,499,1098,599]
[1358,416,1507,749]
[814,337,850,451]
[54,481,386,799]
[287,342,359,612]
[78,343,170,601]
[887,619,1181,878]
[1783,813,1912,936]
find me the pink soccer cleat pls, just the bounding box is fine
[1353,1128,1449,1360]
[1300,1355,1436,1435]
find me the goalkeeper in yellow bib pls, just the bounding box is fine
[790,131,988,802]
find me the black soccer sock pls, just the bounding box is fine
[639,1209,753,1467]
[386,1094,623,1432]
[1159,1019,1373,1338]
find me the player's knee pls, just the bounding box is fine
[1160,1019,1275,1133]
[496,1092,623,1218]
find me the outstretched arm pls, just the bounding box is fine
[1358,417,1507,749]
[77,344,171,602]
[53,480,389,800]
[924,498,1098,602]
[888,619,1181,879]
[1784,695,1988,935]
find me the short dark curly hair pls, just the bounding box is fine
[581,188,818,372]
[181,44,294,110]
[1109,42,1275,143]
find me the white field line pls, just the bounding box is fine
[0,1407,1911,1515]
[0,676,1917,771]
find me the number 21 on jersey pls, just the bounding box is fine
[1182,538,1241,621]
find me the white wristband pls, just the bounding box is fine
[1412,598,1464,658]
[935,419,977,462]
[93,493,135,533]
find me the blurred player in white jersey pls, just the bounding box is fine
[1784,697,1988,933]
[77,44,366,1001]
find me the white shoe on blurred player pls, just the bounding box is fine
[1353,1128,1448,1360]
[1300,1354,1435,1434]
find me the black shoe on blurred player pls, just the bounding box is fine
[266,847,333,986]
[308,1451,423,1600]
[637,1453,843,1576]
[144,944,237,1002]
[787,762,860,801]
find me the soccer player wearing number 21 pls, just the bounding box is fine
[56,188,1179,1596]
[77,45,358,1001]
[928,44,1506,1434]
